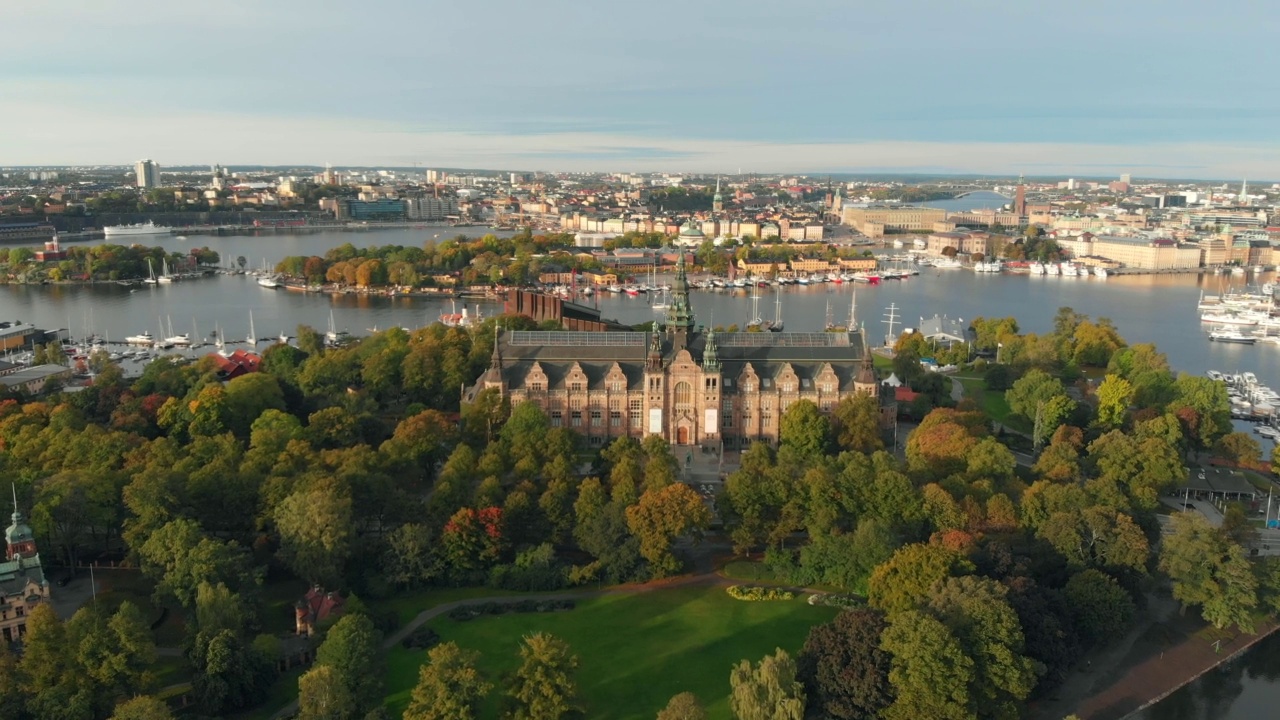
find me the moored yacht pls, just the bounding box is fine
[1209,328,1257,344]
[125,331,154,345]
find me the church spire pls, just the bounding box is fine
[490,323,502,368]
[713,177,724,213]
[665,252,694,332]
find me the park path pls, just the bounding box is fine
[269,571,731,719]
[1063,614,1278,720]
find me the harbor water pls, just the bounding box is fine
[4,222,1280,716]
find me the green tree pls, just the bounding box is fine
[729,648,806,720]
[778,400,831,461]
[1004,369,1068,422]
[1169,375,1232,450]
[137,519,259,608]
[624,483,712,577]
[657,691,707,720]
[190,629,275,713]
[1159,512,1258,632]
[383,523,443,589]
[868,543,972,616]
[404,642,492,720]
[880,611,973,720]
[314,613,384,713]
[274,478,353,587]
[1036,506,1149,573]
[507,633,579,720]
[831,393,884,454]
[927,577,1036,715]
[1063,569,1135,647]
[1094,374,1134,430]
[297,665,355,720]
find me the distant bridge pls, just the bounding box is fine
[953,190,1011,199]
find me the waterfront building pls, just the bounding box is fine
[0,497,50,642]
[0,364,74,394]
[403,195,459,221]
[135,159,161,189]
[841,207,948,237]
[467,255,892,449]
[1061,235,1201,270]
[0,222,56,245]
[336,198,406,221]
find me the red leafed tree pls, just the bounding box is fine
[442,507,506,572]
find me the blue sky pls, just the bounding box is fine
[4,0,1278,178]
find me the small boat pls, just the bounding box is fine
[258,274,281,289]
[157,258,174,284]
[1209,328,1257,344]
[1029,261,1046,275]
[164,333,191,347]
[1093,267,1109,279]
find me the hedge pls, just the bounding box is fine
[447,598,576,622]
[726,585,796,601]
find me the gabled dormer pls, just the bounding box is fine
[525,362,549,393]
[775,363,799,394]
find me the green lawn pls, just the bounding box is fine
[953,376,1030,433]
[383,587,837,719]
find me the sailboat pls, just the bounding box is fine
[325,310,349,345]
[157,257,174,284]
[143,258,158,285]
[247,310,257,349]
[162,315,189,346]
[747,283,763,328]
[765,289,784,332]
[651,286,669,311]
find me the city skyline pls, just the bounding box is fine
[5,0,1278,178]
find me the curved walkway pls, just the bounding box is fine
[270,572,732,719]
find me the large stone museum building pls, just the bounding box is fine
[468,255,888,448]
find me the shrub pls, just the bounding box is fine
[807,593,866,609]
[726,585,796,601]
[400,626,440,650]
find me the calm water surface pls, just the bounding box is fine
[5,224,1280,715]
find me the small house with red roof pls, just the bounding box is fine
[295,586,345,636]
[208,349,261,380]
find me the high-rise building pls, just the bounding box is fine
[135,159,161,189]
[1120,173,1131,184]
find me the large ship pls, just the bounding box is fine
[103,221,172,237]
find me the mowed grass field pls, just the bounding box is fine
[383,586,837,719]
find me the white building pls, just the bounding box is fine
[135,159,161,189]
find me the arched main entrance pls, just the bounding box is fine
[676,426,690,445]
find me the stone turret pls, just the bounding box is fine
[701,327,721,373]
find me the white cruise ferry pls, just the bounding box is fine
[103,221,172,237]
